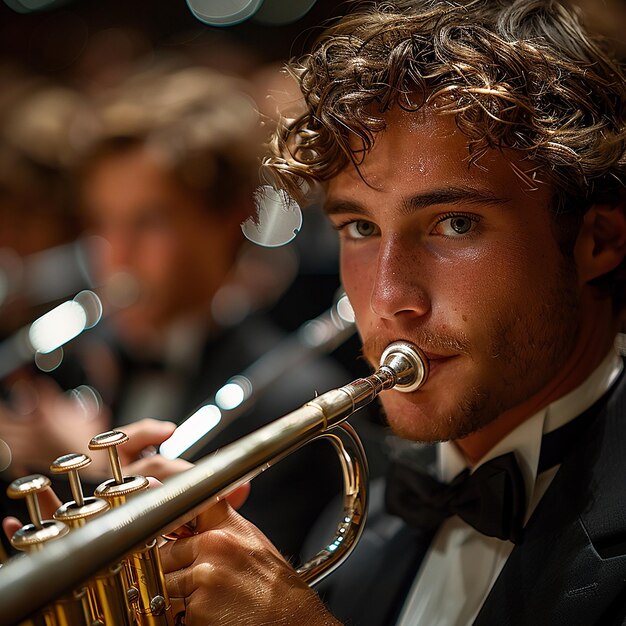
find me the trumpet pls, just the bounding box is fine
[0,340,428,626]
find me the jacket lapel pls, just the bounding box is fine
[474,370,626,626]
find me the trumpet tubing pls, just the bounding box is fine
[0,341,428,626]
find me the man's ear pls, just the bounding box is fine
[574,200,626,284]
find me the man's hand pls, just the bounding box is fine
[0,374,191,480]
[2,418,192,541]
[0,376,109,477]
[110,418,192,481]
[160,500,342,626]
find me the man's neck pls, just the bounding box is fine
[456,298,619,465]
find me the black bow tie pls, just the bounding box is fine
[384,384,616,544]
[385,452,526,544]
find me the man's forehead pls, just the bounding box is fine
[340,107,465,175]
[326,106,550,207]
[327,112,460,201]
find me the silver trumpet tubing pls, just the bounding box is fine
[0,288,104,380]
[0,236,104,313]
[160,291,357,460]
[0,266,138,381]
[0,340,428,626]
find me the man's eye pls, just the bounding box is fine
[435,214,479,237]
[345,220,379,238]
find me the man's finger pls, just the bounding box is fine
[36,487,62,519]
[159,481,249,544]
[3,516,22,541]
[223,482,250,510]
[127,456,192,481]
[193,499,232,533]
[164,563,199,599]
[160,535,202,573]
[117,419,177,460]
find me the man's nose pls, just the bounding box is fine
[370,235,431,321]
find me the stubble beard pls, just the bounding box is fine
[367,260,581,443]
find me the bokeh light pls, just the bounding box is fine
[253,0,317,25]
[241,185,302,247]
[185,0,264,27]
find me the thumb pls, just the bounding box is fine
[223,482,250,510]
[148,480,249,539]
[192,482,251,532]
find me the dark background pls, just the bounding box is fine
[0,1,345,80]
[0,0,623,374]
[0,0,623,79]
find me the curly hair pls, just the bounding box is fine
[265,0,625,216]
[81,64,263,215]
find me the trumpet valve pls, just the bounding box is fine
[89,431,128,484]
[6,474,69,552]
[50,453,110,528]
[89,430,148,507]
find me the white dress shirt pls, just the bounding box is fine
[396,347,623,626]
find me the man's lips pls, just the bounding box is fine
[423,353,457,378]
[363,333,469,369]
[421,351,457,362]
[368,345,458,369]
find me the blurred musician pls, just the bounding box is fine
[0,62,353,559]
[0,77,110,476]
[0,76,118,556]
[77,64,327,427]
[0,73,87,332]
[154,1,626,624]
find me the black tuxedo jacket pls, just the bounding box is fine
[314,369,626,625]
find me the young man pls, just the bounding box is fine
[159,1,626,624]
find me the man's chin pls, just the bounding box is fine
[381,390,495,443]
[387,416,489,444]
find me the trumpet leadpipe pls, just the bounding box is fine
[0,341,428,625]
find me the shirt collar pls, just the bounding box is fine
[439,346,623,508]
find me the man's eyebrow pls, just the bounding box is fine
[402,187,509,214]
[324,186,509,216]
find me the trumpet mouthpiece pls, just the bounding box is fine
[380,341,429,393]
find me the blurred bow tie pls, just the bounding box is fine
[385,452,526,544]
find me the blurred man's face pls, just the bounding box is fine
[82,147,236,342]
[325,107,582,443]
